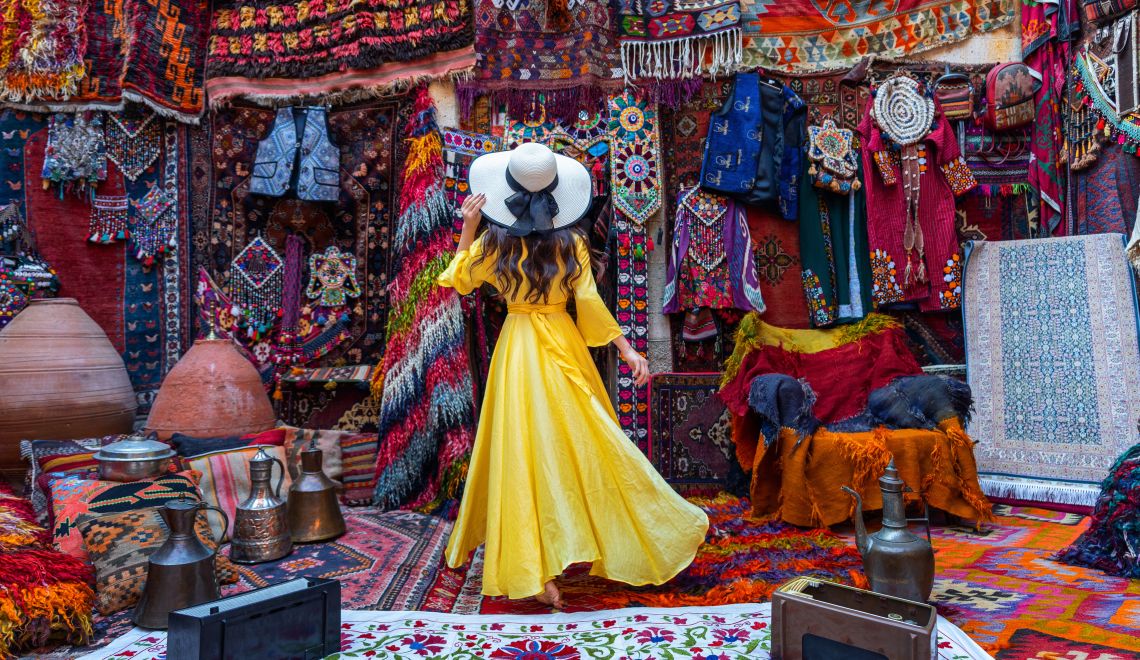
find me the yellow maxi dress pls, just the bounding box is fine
[439,234,709,599]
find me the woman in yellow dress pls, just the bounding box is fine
[439,143,709,608]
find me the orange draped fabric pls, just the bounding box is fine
[747,418,993,528]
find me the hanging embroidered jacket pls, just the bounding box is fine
[798,158,873,328]
[663,186,765,315]
[858,108,977,312]
[251,107,340,202]
[700,73,806,220]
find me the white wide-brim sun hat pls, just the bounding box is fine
[467,142,593,235]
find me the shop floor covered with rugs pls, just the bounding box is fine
[0,0,1139,658]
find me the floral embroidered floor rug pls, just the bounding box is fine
[78,603,991,659]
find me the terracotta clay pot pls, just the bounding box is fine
[146,338,276,442]
[0,298,137,471]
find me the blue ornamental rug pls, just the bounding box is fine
[648,372,736,495]
[963,234,1140,508]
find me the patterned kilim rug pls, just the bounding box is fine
[423,494,868,615]
[77,603,992,659]
[740,0,1017,71]
[929,505,1140,658]
[649,373,736,495]
[963,234,1140,507]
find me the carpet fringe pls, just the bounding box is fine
[979,477,1099,508]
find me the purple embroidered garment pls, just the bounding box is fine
[663,186,765,314]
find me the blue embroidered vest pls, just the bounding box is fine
[250,107,340,202]
[701,72,761,196]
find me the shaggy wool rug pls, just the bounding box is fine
[79,603,991,659]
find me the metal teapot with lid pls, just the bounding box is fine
[134,498,228,629]
[230,447,292,563]
[841,459,935,603]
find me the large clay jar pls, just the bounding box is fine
[145,338,276,442]
[0,299,137,473]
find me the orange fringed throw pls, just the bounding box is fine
[748,418,993,527]
[0,484,94,657]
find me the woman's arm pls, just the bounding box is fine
[457,193,486,253]
[612,335,650,387]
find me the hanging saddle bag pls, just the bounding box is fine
[934,72,975,121]
[984,62,1041,132]
[1082,0,1137,26]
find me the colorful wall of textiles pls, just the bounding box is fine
[0,0,1138,510]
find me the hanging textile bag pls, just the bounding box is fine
[1082,0,1137,25]
[934,72,975,121]
[984,63,1041,132]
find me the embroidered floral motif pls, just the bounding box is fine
[872,149,900,185]
[870,248,905,306]
[940,252,963,309]
[755,234,796,285]
[940,155,978,196]
[802,269,836,327]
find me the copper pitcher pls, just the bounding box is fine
[230,447,292,563]
[288,440,346,543]
[134,499,228,629]
[841,459,935,603]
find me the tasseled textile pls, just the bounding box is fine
[371,87,476,514]
[1057,443,1140,578]
[0,483,94,658]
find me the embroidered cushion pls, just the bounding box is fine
[338,432,378,506]
[169,428,286,458]
[20,435,129,523]
[49,471,202,560]
[80,507,240,615]
[280,426,345,482]
[187,446,292,541]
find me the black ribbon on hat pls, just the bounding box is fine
[504,169,559,237]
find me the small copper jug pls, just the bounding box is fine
[841,459,935,602]
[134,499,228,629]
[230,447,292,563]
[288,440,346,543]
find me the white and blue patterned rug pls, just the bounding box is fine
[963,234,1140,507]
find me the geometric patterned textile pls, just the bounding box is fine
[963,234,1140,507]
[221,509,452,611]
[77,604,992,659]
[927,505,1140,657]
[648,373,735,494]
[425,494,867,615]
[740,0,1018,71]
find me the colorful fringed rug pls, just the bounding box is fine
[424,494,867,615]
[930,505,1140,657]
[740,0,1017,71]
[963,234,1140,507]
[649,373,736,495]
[0,483,95,658]
[0,0,87,103]
[77,603,992,659]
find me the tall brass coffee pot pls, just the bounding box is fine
[288,440,346,543]
[134,499,228,629]
[230,447,292,563]
[841,459,935,603]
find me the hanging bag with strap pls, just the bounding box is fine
[984,62,1042,132]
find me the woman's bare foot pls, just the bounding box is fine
[535,580,563,609]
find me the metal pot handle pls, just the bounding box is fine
[196,502,230,546]
[270,456,287,499]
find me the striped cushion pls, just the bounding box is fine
[21,435,129,523]
[49,471,202,560]
[338,432,378,506]
[187,446,293,541]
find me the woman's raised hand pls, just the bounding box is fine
[461,193,486,230]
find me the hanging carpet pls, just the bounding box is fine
[0,0,87,104]
[740,0,1017,72]
[963,234,1140,508]
[205,0,474,106]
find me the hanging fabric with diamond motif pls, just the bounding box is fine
[229,236,284,339]
[106,111,162,182]
[130,184,177,265]
[608,90,663,224]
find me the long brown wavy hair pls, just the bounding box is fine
[472,224,592,303]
